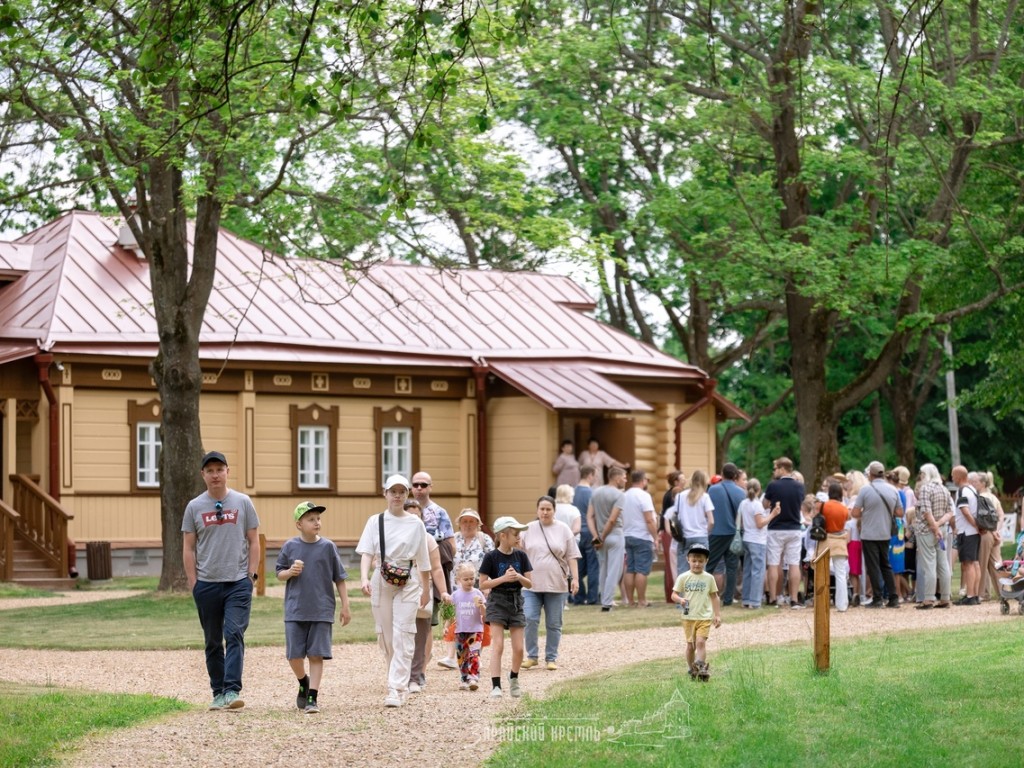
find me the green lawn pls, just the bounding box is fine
[485,621,1022,767]
[0,682,189,767]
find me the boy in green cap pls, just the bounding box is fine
[276,501,352,713]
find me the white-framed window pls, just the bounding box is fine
[297,425,329,488]
[381,426,412,486]
[137,422,161,488]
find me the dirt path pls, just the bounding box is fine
[0,601,1008,767]
[0,590,145,612]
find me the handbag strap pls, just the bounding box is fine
[378,512,387,561]
[724,485,741,531]
[537,522,570,581]
[869,484,895,520]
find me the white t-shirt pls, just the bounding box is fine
[955,485,979,536]
[668,492,715,540]
[621,487,656,542]
[740,497,768,545]
[356,510,432,572]
[554,502,582,536]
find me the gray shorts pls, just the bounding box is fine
[285,620,334,660]
[485,589,526,629]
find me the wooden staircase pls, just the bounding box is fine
[9,537,77,590]
[2,474,77,590]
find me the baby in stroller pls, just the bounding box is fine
[997,531,1024,615]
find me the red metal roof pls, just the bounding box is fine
[0,211,719,412]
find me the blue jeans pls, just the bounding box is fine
[572,531,601,605]
[523,590,565,662]
[676,536,709,578]
[193,578,253,695]
[707,534,740,605]
[742,541,767,607]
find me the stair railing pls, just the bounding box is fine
[9,474,74,577]
[0,498,18,581]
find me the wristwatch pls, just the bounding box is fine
[251,572,259,582]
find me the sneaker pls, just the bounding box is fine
[963,596,980,606]
[509,678,522,698]
[886,599,900,609]
[437,657,458,670]
[222,691,244,710]
[459,681,470,691]
[864,599,884,609]
[408,681,422,694]
[489,686,503,699]
[520,658,539,670]
[384,689,403,708]
[304,698,320,714]
[296,680,308,711]
[790,603,804,610]
[469,678,479,691]
[546,661,558,670]
[600,606,612,612]
[209,693,225,711]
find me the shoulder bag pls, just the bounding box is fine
[869,485,899,538]
[537,522,572,592]
[726,490,744,555]
[378,513,412,587]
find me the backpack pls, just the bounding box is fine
[809,513,827,541]
[974,493,998,531]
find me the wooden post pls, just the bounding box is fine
[257,533,267,597]
[812,546,830,673]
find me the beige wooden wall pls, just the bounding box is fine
[61,389,480,543]
[486,394,556,524]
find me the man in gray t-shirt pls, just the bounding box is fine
[586,467,627,611]
[851,460,903,609]
[181,451,261,710]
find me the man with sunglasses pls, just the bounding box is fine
[182,451,262,711]
[410,471,457,669]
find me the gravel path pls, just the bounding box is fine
[0,597,1009,768]
[0,591,145,612]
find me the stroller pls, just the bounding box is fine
[999,574,1024,615]
[998,532,1024,615]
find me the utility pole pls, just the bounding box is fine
[944,332,960,467]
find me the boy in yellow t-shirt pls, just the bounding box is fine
[671,542,721,681]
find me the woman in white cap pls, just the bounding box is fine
[356,475,431,708]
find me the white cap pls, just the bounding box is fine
[492,516,528,534]
[383,474,410,491]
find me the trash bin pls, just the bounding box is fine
[86,541,112,581]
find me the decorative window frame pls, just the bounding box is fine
[374,406,421,489]
[290,403,338,493]
[128,399,162,493]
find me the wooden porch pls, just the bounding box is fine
[0,474,77,590]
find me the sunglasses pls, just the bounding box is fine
[412,482,430,489]
[214,501,224,521]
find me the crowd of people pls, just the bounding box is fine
[179,445,1018,712]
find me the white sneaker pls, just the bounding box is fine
[408,681,422,694]
[489,686,503,699]
[384,689,403,708]
[459,681,470,691]
[437,658,458,670]
[509,678,522,698]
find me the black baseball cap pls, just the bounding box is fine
[687,542,710,557]
[201,451,228,469]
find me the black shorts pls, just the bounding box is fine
[485,589,525,629]
[957,533,981,562]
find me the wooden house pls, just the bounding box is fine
[0,211,745,581]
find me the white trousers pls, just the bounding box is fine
[370,571,422,693]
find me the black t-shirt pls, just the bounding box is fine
[763,476,805,531]
[479,548,533,593]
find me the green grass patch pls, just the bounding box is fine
[0,591,376,649]
[0,582,59,599]
[0,681,189,767]
[485,622,1022,768]
[1,569,754,650]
